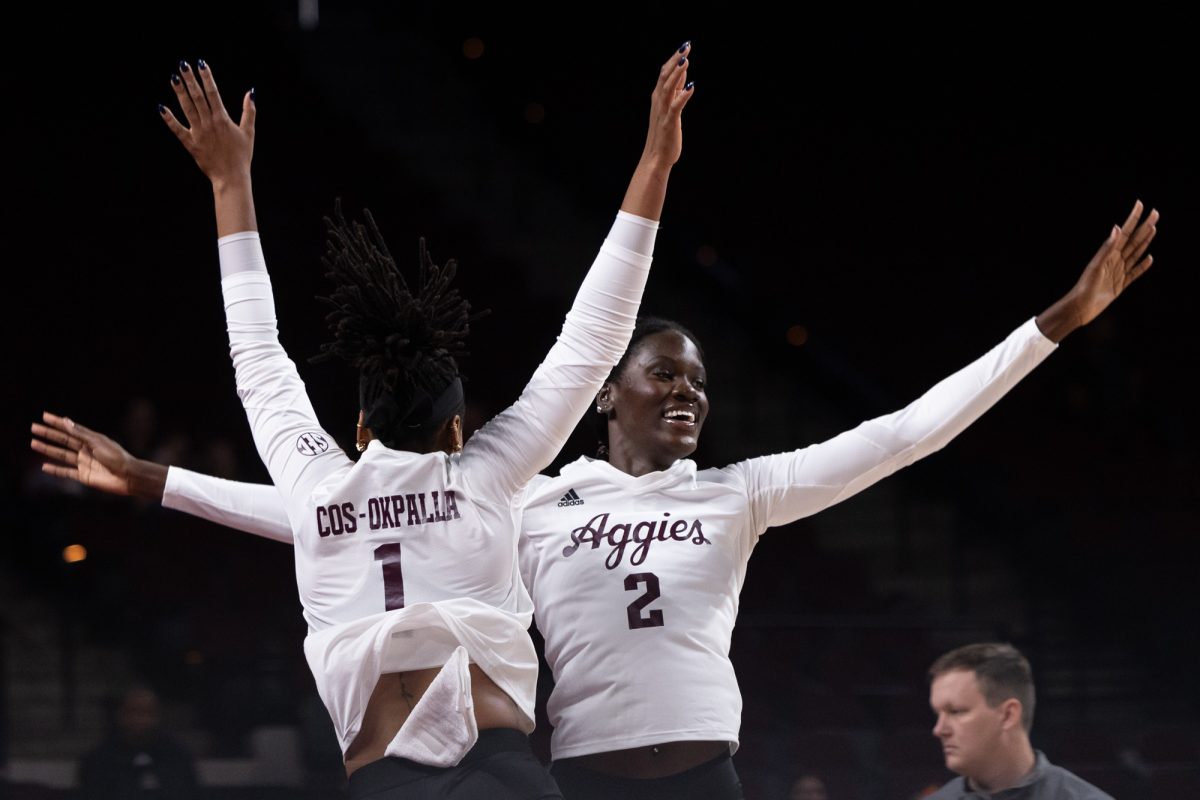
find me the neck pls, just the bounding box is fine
[970,739,1037,793]
[606,441,675,477]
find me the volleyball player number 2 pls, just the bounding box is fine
[625,572,664,629]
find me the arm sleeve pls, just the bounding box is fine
[219,232,352,507]
[735,317,1057,535]
[162,466,295,544]
[461,211,657,501]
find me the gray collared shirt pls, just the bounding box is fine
[924,751,1117,799]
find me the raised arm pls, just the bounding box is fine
[738,203,1160,532]
[160,62,351,507]
[462,44,694,499]
[30,411,294,543]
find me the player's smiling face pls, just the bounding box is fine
[603,330,709,474]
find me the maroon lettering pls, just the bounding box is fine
[625,572,664,629]
[341,503,358,534]
[430,491,447,522]
[374,543,404,611]
[669,518,689,540]
[405,494,420,526]
[444,491,461,520]
[390,495,405,527]
[563,512,711,569]
[629,520,657,566]
[317,503,357,536]
[375,497,392,529]
[563,513,610,557]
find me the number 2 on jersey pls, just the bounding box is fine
[625,572,664,629]
[374,543,405,610]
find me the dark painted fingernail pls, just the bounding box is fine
[678,41,690,53]
[157,103,166,115]
[179,60,190,72]
[197,59,208,71]
[170,73,180,85]
[678,56,687,67]
[685,81,694,91]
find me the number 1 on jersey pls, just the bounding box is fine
[374,543,405,611]
[625,572,664,629]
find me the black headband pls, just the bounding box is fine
[360,373,464,437]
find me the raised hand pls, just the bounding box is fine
[643,41,695,168]
[30,412,167,500]
[159,60,258,237]
[621,42,697,221]
[159,60,255,187]
[1036,200,1159,343]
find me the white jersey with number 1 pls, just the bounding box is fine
[215,210,657,764]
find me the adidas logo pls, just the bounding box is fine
[557,488,584,507]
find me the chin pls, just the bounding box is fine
[943,752,968,775]
[667,440,699,462]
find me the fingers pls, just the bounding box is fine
[1116,199,1144,242]
[170,63,204,129]
[654,43,695,119]
[39,410,75,433]
[42,463,80,481]
[159,103,191,145]
[31,421,76,449]
[1122,207,1158,268]
[196,59,231,122]
[177,60,212,125]
[30,436,79,467]
[656,42,691,90]
[1126,254,1154,285]
[240,89,257,138]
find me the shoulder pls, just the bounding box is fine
[1040,764,1116,799]
[922,776,966,799]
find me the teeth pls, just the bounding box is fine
[664,410,695,422]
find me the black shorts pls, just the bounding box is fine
[550,750,743,800]
[347,728,562,800]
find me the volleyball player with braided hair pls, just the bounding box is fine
[317,206,479,455]
[91,47,691,798]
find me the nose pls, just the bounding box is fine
[932,714,948,739]
[673,376,700,400]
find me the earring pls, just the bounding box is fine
[356,422,369,452]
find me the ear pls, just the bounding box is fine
[356,410,373,453]
[450,414,463,452]
[595,383,613,415]
[999,698,1024,731]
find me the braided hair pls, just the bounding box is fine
[592,316,706,459]
[311,200,484,451]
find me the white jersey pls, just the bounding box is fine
[164,317,1056,760]
[216,211,656,763]
[516,317,1055,759]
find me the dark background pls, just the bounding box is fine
[4,2,1198,797]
